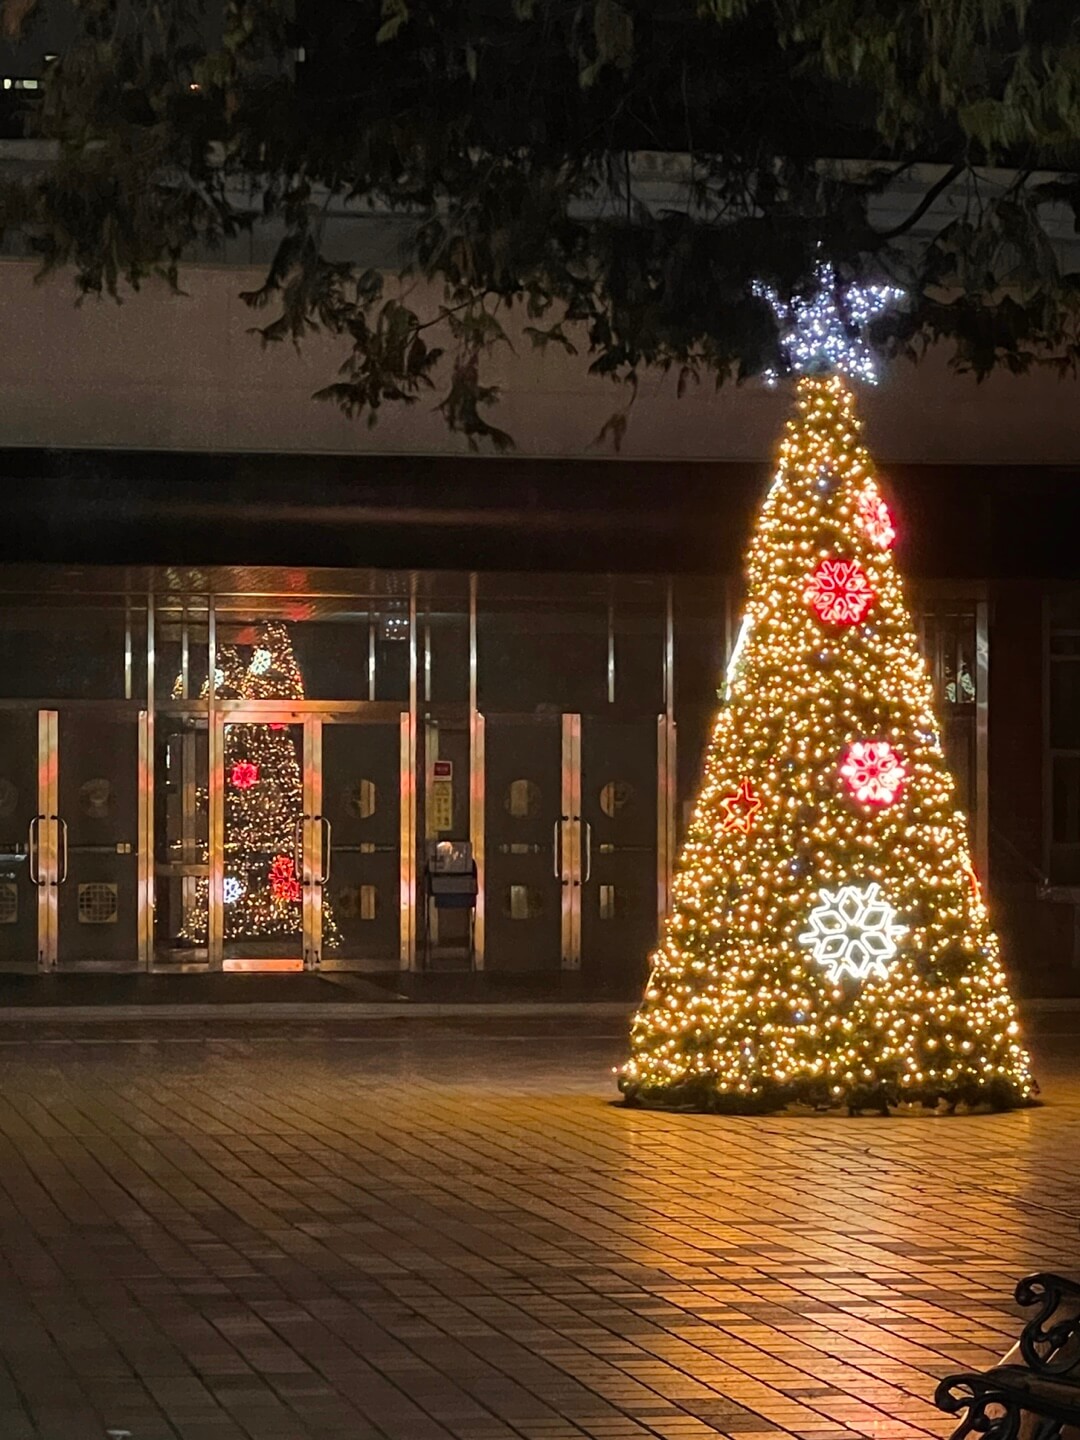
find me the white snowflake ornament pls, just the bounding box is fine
[797,882,907,984]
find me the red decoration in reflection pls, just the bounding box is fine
[966,857,984,909]
[804,559,874,626]
[268,854,301,903]
[721,778,761,834]
[230,760,259,790]
[840,741,906,806]
[269,723,286,731]
[856,484,895,550]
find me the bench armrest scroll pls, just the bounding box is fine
[1016,1273,1080,1376]
[935,1371,1080,1440]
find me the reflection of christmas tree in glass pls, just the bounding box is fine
[178,623,338,950]
[172,642,247,702]
[621,274,1032,1115]
[174,645,243,945]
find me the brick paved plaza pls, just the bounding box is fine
[0,1015,1078,1440]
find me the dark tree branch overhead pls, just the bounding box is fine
[874,163,966,241]
[2,0,1080,447]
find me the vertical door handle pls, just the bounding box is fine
[27,814,44,886]
[293,814,305,873]
[583,820,592,883]
[318,816,332,885]
[553,817,564,880]
[55,817,69,884]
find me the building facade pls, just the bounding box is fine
[0,248,1078,994]
[0,555,988,990]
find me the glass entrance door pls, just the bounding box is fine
[53,710,143,967]
[216,714,312,971]
[212,709,407,971]
[0,710,48,969]
[579,718,667,989]
[482,714,572,971]
[481,712,670,977]
[317,717,405,971]
[0,708,145,971]
[153,714,210,965]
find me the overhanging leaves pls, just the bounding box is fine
[2,0,1080,447]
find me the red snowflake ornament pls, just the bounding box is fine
[268,854,302,903]
[840,740,906,806]
[230,760,259,790]
[804,559,875,626]
[721,778,761,834]
[856,484,895,550]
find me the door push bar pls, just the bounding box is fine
[27,814,44,887]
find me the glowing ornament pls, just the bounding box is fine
[213,667,225,689]
[720,778,761,834]
[753,260,904,385]
[230,760,259,790]
[804,559,874,626]
[223,876,245,905]
[250,647,272,675]
[269,854,302,903]
[856,484,895,550]
[797,882,907,984]
[840,740,906,806]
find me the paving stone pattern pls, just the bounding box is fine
[0,1019,1078,1440]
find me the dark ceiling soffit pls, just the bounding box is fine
[3,446,1078,491]
[0,450,1077,577]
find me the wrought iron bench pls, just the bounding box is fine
[936,1273,1080,1440]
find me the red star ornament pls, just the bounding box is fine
[721,778,761,834]
[804,558,875,626]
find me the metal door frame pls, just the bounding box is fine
[36,709,58,968]
[559,714,582,970]
[303,716,324,969]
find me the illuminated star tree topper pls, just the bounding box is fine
[754,259,904,386]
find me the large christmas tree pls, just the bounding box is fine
[621,276,1032,1115]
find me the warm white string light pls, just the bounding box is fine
[621,374,1032,1114]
